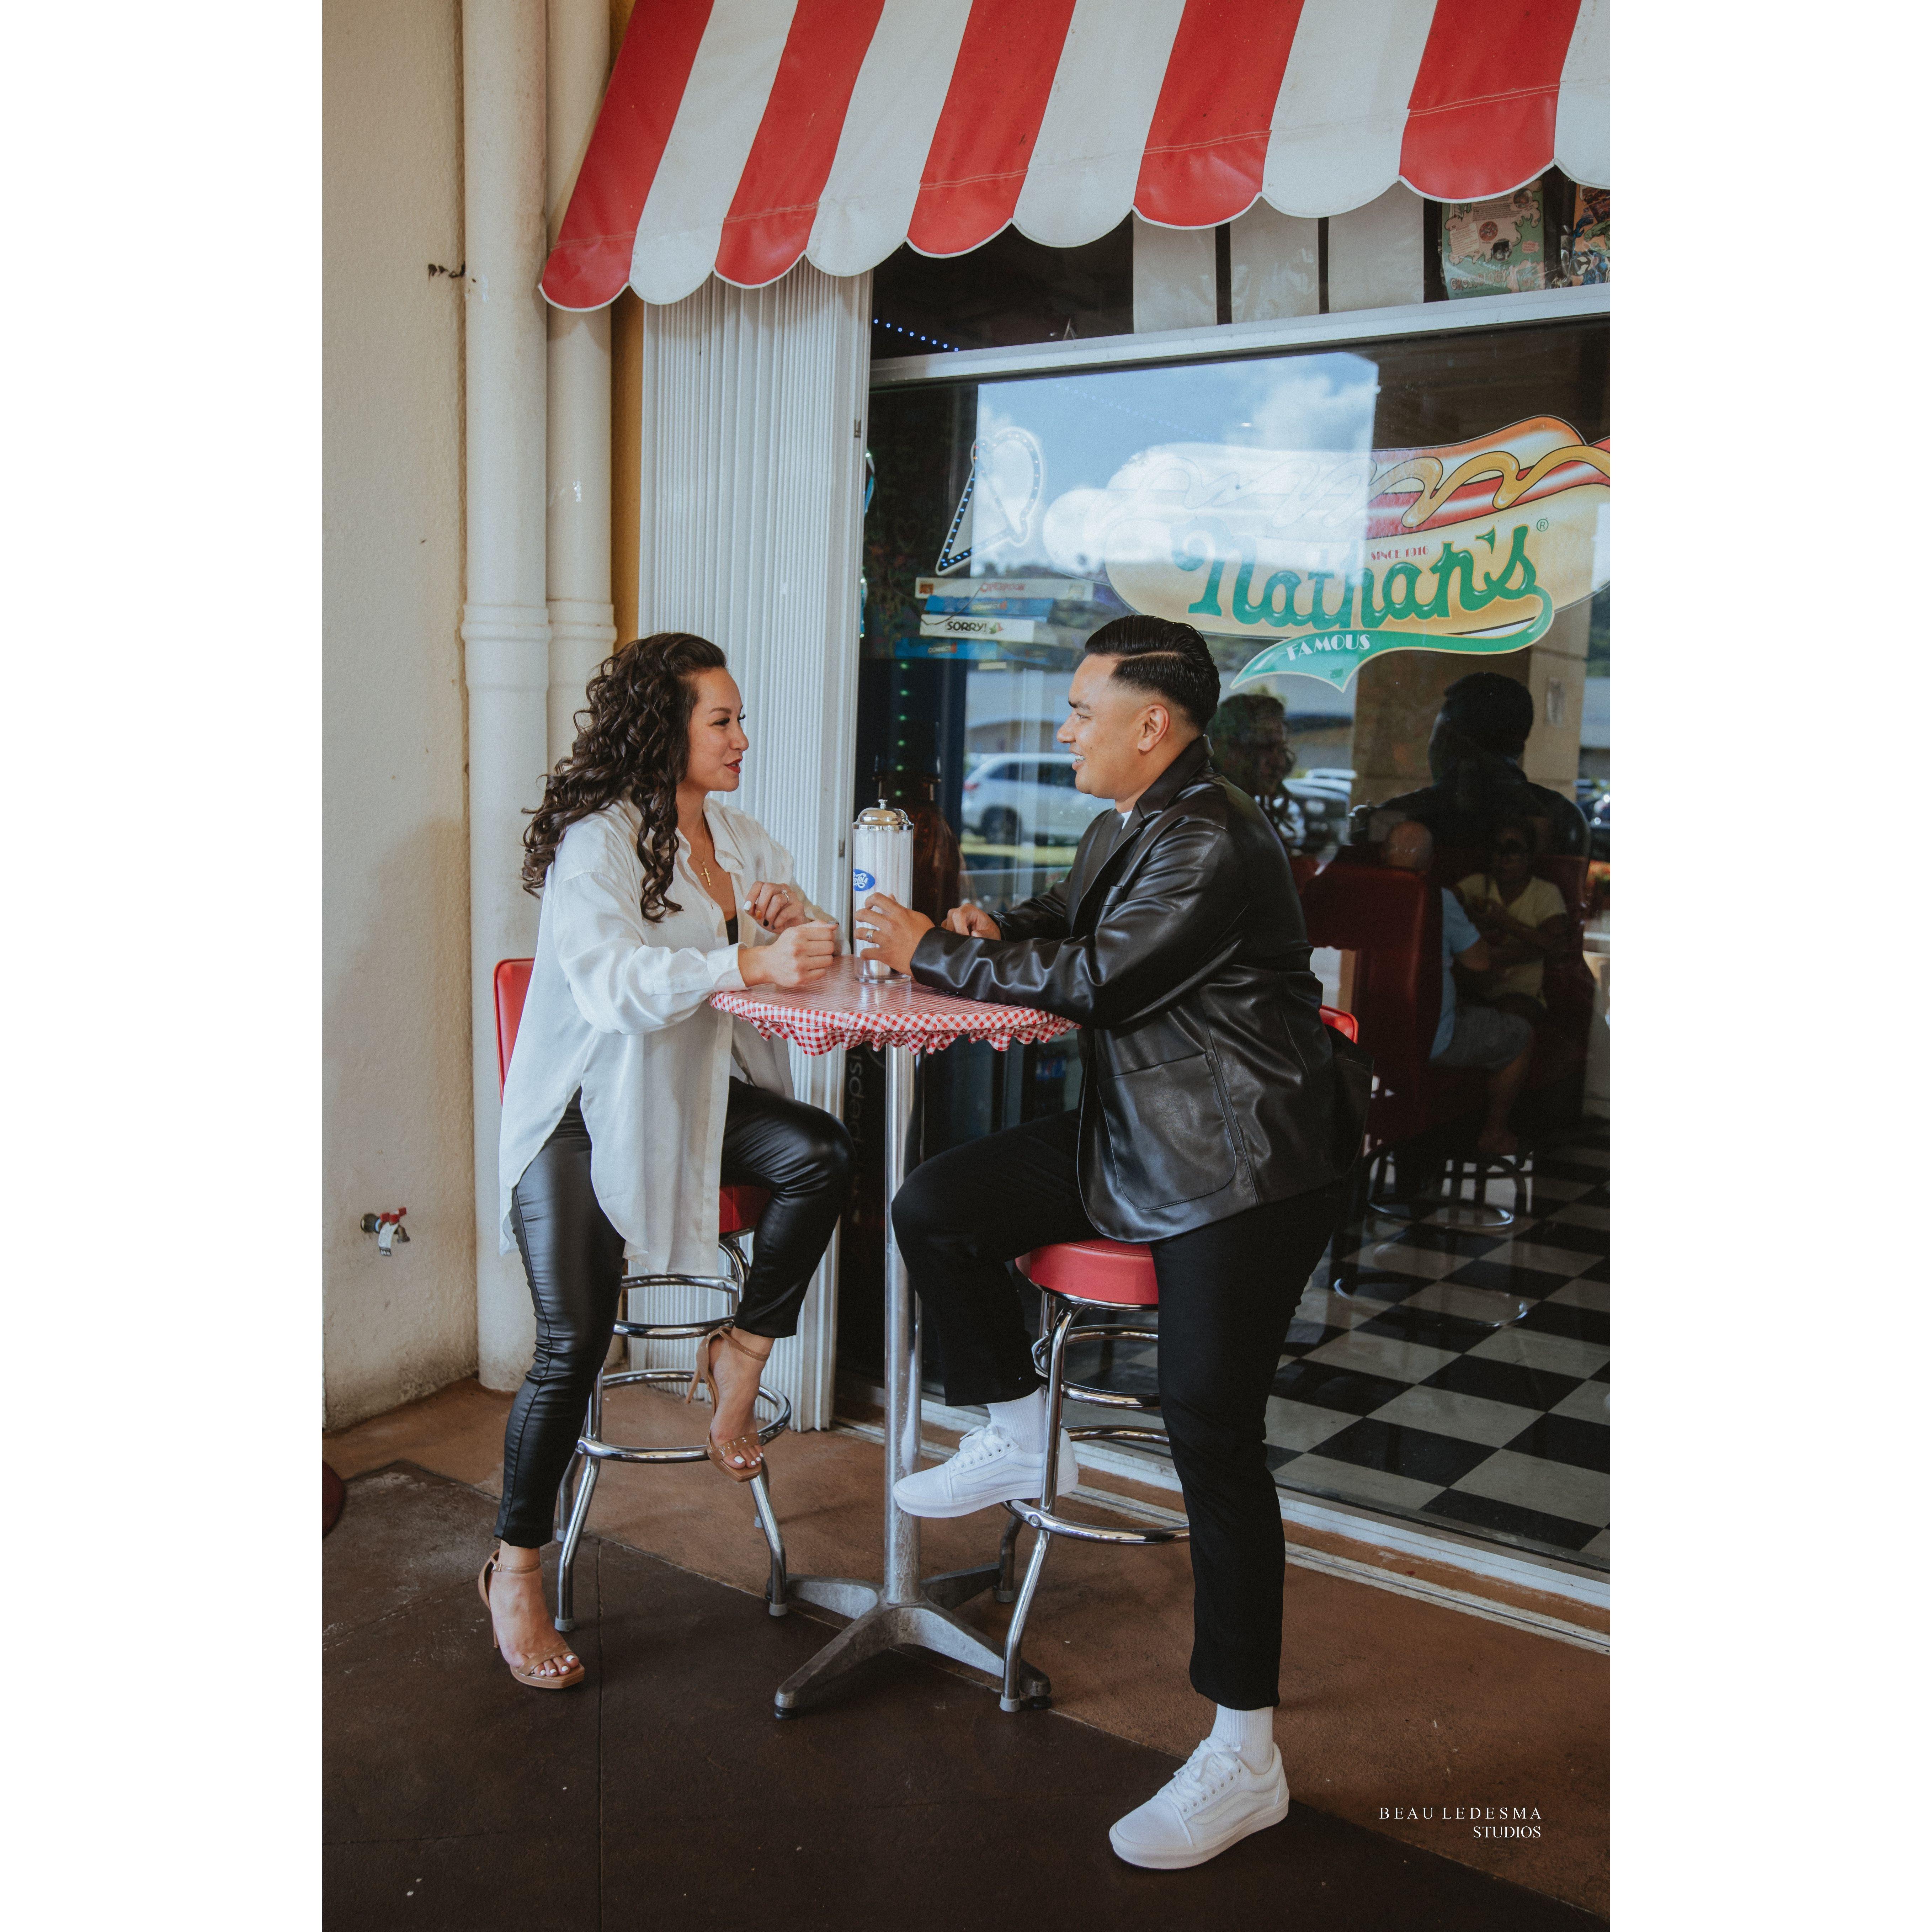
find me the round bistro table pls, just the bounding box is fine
[712,954,1075,1716]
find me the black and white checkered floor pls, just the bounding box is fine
[1061,1126,1609,1569]
[1273,1127,1608,1565]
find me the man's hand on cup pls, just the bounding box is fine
[744,879,809,933]
[943,901,1001,939]
[741,921,839,990]
[857,893,934,974]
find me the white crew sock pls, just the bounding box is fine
[985,1391,1047,1454]
[1210,1704,1276,1774]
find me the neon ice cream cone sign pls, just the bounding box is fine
[1045,417,1609,689]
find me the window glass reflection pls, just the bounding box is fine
[854,320,1609,1570]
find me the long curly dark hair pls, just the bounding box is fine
[521,632,728,919]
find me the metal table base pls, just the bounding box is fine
[773,1039,1051,1717]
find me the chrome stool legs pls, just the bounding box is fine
[1366,1144,1529,1233]
[749,1470,789,1613]
[1367,1142,1533,1234]
[998,1289,1186,1713]
[552,1230,794,1632]
[1442,1150,1528,1230]
[1001,1530,1055,1710]
[554,1444,599,1630]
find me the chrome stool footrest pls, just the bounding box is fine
[554,1233,794,1630]
[1003,1498,1187,1547]
[574,1374,794,1463]
[1002,1425,1188,1545]
[1364,1149,1529,1235]
[1069,1423,1172,1451]
[1370,1193,1515,1230]
[1029,1321,1162,1410]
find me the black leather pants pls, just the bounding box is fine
[494,1083,853,1548]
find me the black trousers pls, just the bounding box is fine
[892,1109,1347,1710]
[495,1082,853,1547]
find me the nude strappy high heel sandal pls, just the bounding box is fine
[478,1555,586,1691]
[686,1323,771,1482]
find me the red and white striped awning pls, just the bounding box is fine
[543,0,1608,311]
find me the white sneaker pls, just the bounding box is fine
[890,1424,1079,1519]
[1108,1740,1290,1870]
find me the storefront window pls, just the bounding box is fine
[850,319,1609,1571]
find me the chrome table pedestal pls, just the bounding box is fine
[773,1040,1049,1717]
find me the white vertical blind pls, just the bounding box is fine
[1327,183,1426,313]
[1131,214,1216,334]
[630,261,873,1429]
[1229,202,1319,322]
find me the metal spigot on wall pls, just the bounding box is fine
[360,1208,410,1256]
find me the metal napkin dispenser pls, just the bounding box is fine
[851,802,913,980]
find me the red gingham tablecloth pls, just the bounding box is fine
[711,956,1074,1057]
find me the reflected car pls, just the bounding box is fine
[1280,778,1352,851]
[960,753,1115,846]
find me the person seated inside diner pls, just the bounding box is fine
[1205,690,1296,846]
[1386,820,1533,1157]
[872,739,964,925]
[1353,669,1589,858]
[1455,817,1571,1027]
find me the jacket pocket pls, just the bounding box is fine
[1099,1053,1238,1206]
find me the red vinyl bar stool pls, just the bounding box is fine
[996,1006,1362,1712]
[1000,1236,1177,1712]
[494,959,794,1632]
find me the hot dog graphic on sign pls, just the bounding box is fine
[1042,417,1608,690]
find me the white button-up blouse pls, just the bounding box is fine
[497,797,842,1272]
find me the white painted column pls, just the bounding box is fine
[462,0,551,1390]
[630,263,873,1429]
[545,0,617,763]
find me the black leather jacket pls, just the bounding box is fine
[910,738,1371,1242]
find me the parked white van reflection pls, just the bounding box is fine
[960,753,1115,848]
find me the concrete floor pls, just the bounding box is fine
[326,1380,1608,1921]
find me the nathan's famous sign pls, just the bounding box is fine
[1038,417,1609,690]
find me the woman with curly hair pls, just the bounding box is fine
[482,633,853,1689]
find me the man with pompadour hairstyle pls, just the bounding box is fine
[855,613,1371,1872]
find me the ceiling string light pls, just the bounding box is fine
[872,316,963,352]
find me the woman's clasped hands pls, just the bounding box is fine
[743,879,810,932]
[739,916,839,989]
[737,878,836,989]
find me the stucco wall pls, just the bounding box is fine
[323,0,476,1427]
